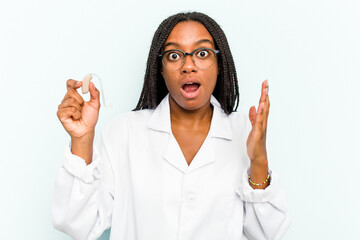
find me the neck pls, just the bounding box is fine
[169,96,213,131]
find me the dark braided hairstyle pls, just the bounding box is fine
[134,12,239,114]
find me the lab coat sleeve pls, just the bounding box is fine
[52,124,116,240]
[236,168,291,240]
[235,115,291,240]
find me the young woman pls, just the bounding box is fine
[54,12,290,240]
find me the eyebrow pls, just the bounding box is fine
[163,39,215,50]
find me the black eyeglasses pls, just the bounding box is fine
[158,47,220,71]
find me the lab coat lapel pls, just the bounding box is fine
[147,94,233,174]
[186,96,233,173]
[163,133,189,173]
[209,95,232,141]
[147,94,171,134]
[186,134,214,173]
[148,94,189,173]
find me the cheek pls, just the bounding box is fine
[162,72,176,92]
[206,66,219,91]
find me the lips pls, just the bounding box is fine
[181,79,201,99]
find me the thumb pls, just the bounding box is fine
[249,106,256,128]
[89,82,100,106]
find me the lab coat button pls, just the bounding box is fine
[188,193,196,201]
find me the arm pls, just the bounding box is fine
[246,80,270,190]
[53,79,114,239]
[52,128,115,240]
[238,80,290,239]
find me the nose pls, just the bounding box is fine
[181,55,197,73]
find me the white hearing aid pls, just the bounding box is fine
[81,73,92,94]
[80,73,112,108]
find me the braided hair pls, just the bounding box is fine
[134,12,239,114]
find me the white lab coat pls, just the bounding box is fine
[52,94,290,240]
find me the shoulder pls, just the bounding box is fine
[110,109,154,125]
[227,111,248,123]
[210,95,250,133]
[227,112,250,126]
[102,109,155,137]
[227,111,251,135]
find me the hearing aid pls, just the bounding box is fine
[80,73,112,108]
[81,74,92,94]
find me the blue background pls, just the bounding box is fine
[1,0,359,239]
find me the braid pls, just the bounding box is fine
[134,12,239,114]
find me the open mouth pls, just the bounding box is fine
[181,82,201,99]
[182,82,200,93]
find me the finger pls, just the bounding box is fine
[262,94,270,124]
[89,82,100,108]
[57,107,81,121]
[264,80,269,111]
[253,80,269,131]
[261,98,269,133]
[255,102,264,129]
[254,83,266,129]
[258,80,268,105]
[66,79,82,91]
[58,97,82,112]
[258,80,270,127]
[62,87,84,106]
[69,88,84,105]
[249,106,256,128]
[262,82,270,131]
[57,107,81,120]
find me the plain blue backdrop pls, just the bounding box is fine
[1,0,359,239]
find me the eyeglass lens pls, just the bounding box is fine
[162,49,216,70]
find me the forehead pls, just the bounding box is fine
[164,21,214,49]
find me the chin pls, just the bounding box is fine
[178,97,211,112]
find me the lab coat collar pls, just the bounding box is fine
[148,94,232,141]
[209,95,233,140]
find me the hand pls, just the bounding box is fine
[57,79,101,140]
[246,80,270,165]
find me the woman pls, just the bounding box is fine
[53,12,290,240]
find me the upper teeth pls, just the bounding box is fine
[186,82,194,85]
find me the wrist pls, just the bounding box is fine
[250,156,268,167]
[70,132,95,165]
[249,158,269,189]
[71,131,95,144]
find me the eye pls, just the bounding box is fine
[167,52,181,61]
[196,49,210,58]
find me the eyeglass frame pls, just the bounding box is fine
[158,47,221,71]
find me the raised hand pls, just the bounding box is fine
[57,79,100,139]
[246,80,270,188]
[57,79,101,164]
